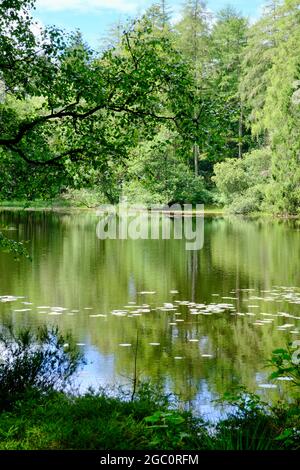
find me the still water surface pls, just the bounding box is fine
[1,210,299,417]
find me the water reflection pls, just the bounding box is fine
[0,210,299,415]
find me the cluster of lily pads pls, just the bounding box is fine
[1,286,299,365]
[1,286,300,390]
[1,286,300,333]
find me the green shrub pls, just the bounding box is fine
[227,195,259,215]
[269,343,300,387]
[124,127,213,206]
[0,386,210,450]
[0,324,83,410]
[213,388,288,450]
[264,154,300,216]
[213,147,272,213]
[121,181,166,205]
[0,232,30,259]
[0,383,298,450]
[60,188,109,208]
[123,168,211,206]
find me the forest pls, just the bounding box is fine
[1,0,299,215]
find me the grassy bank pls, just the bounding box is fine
[0,386,299,450]
[0,200,224,214]
[0,324,299,450]
[0,199,88,212]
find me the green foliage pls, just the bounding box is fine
[0,324,83,410]
[240,1,283,135]
[0,382,298,450]
[123,128,210,205]
[0,0,300,215]
[239,0,300,215]
[269,343,300,387]
[0,148,71,201]
[0,0,195,199]
[213,147,272,213]
[0,232,30,259]
[209,8,250,159]
[212,385,300,450]
[60,188,109,208]
[175,0,210,66]
[0,385,209,450]
[214,395,276,450]
[144,410,192,449]
[262,22,300,215]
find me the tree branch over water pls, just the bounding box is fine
[0,1,187,166]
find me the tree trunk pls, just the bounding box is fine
[193,142,199,176]
[238,103,243,159]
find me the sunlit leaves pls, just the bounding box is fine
[0,232,31,260]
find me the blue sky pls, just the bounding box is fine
[35,0,265,49]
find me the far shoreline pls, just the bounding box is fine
[0,202,299,219]
[0,201,224,216]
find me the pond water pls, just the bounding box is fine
[1,209,299,418]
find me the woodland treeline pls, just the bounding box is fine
[0,0,300,214]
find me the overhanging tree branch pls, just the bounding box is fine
[7,144,85,166]
[0,103,176,150]
[0,103,105,146]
